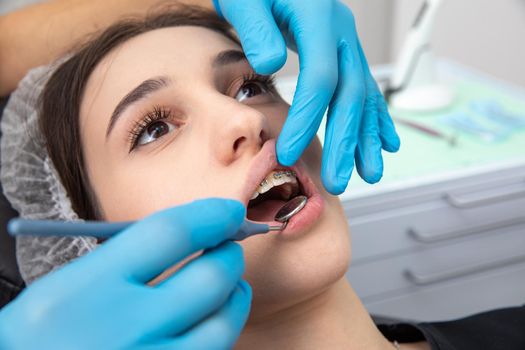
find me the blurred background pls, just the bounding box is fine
[278,0,525,88]
[2,0,524,86]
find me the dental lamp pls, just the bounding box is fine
[385,0,455,112]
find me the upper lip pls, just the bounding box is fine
[240,139,313,207]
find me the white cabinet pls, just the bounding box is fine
[344,165,525,321]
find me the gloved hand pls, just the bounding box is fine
[0,199,251,350]
[213,0,401,194]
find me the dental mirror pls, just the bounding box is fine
[274,195,308,222]
[265,195,308,232]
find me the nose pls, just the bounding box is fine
[211,99,270,165]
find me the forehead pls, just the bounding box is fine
[82,26,240,114]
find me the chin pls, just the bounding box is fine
[241,195,351,317]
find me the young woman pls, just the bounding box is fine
[1,5,523,350]
[36,6,407,349]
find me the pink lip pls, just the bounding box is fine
[241,139,325,236]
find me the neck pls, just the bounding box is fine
[235,278,394,350]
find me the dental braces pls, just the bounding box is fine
[259,170,297,187]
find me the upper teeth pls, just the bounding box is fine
[250,170,298,200]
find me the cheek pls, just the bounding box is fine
[91,150,244,222]
[261,102,289,134]
[86,142,203,221]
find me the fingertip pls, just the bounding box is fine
[321,163,352,195]
[217,241,246,275]
[379,116,401,153]
[222,198,247,219]
[323,177,348,195]
[355,125,385,183]
[223,239,244,258]
[181,198,246,241]
[219,199,246,234]
[357,160,383,184]
[248,50,287,75]
[377,100,401,154]
[276,152,296,167]
[365,170,383,184]
[276,137,299,167]
[233,8,287,75]
[382,134,401,153]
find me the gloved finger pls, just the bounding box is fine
[119,241,246,340]
[219,1,286,74]
[276,25,338,167]
[137,280,252,350]
[90,198,245,283]
[321,40,366,195]
[351,41,384,183]
[377,93,401,153]
[355,87,383,183]
[356,40,400,153]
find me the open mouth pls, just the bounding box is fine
[246,169,307,223]
[241,139,324,235]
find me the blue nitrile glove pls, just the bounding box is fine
[213,0,401,194]
[0,199,251,350]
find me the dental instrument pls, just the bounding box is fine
[393,116,457,146]
[385,0,455,112]
[439,112,508,142]
[469,100,525,129]
[274,195,307,223]
[8,196,309,241]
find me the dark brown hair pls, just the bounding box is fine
[39,5,240,220]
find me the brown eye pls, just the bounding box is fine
[137,121,176,146]
[235,81,267,102]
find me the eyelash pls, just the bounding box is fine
[127,106,173,152]
[127,73,276,152]
[240,73,276,94]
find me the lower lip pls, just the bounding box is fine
[279,190,324,236]
[278,166,325,237]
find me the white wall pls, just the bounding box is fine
[4,0,523,87]
[391,0,525,87]
[281,0,525,88]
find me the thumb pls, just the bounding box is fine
[217,0,287,74]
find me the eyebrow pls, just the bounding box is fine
[105,76,171,139]
[212,49,248,68]
[105,50,248,140]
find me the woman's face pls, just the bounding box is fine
[80,26,350,316]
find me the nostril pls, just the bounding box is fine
[259,130,265,141]
[233,136,246,152]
